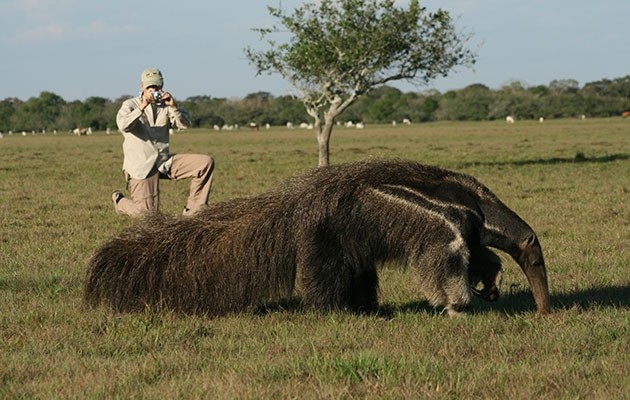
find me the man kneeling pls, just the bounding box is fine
[112,67,214,217]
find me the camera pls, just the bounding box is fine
[152,91,163,102]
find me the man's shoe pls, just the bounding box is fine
[112,191,124,207]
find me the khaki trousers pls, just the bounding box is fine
[115,154,214,217]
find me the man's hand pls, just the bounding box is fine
[161,91,176,108]
[139,88,153,110]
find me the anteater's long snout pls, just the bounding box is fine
[517,234,551,314]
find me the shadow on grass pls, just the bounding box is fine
[496,284,629,314]
[549,284,630,311]
[457,152,629,168]
[395,284,630,316]
[253,284,630,318]
[253,297,305,316]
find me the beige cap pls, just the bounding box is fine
[141,67,163,87]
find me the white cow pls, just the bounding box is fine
[506,116,515,123]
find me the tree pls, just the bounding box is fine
[0,98,19,131]
[438,84,491,121]
[246,0,475,166]
[549,79,579,94]
[9,92,65,131]
[363,86,402,123]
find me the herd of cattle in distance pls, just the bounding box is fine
[4,112,630,139]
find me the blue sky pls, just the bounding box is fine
[1,0,628,101]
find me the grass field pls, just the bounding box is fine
[1,118,628,399]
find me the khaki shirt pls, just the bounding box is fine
[116,96,191,179]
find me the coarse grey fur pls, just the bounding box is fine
[84,159,550,317]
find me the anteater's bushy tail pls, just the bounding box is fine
[84,195,299,316]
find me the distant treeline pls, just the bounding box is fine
[2,76,629,132]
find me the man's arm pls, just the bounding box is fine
[161,92,190,129]
[116,98,146,132]
[168,105,191,130]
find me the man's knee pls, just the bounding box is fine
[200,155,214,177]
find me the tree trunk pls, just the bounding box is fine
[317,115,336,167]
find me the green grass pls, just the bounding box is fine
[1,119,629,399]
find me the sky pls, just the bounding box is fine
[1,0,629,102]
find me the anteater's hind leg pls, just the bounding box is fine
[300,256,379,313]
[298,228,379,313]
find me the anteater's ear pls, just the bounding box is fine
[520,233,540,250]
[523,234,539,249]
